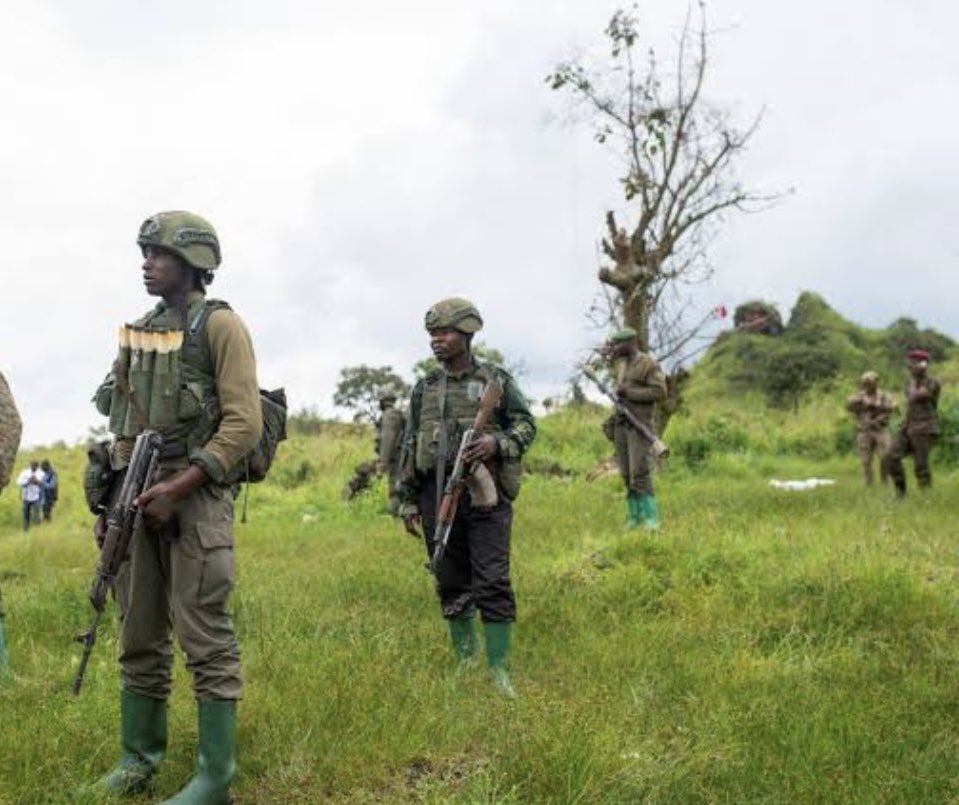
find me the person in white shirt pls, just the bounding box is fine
[17,461,44,531]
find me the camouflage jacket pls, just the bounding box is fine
[0,372,22,492]
[615,352,667,427]
[845,389,896,432]
[903,376,941,435]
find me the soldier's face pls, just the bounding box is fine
[142,246,191,298]
[429,328,469,363]
[908,360,927,378]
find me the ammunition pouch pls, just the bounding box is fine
[83,441,118,514]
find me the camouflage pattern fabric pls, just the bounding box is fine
[845,389,896,432]
[0,372,22,492]
[0,372,22,620]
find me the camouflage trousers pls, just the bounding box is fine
[613,422,654,496]
[884,430,939,492]
[114,480,242,701]
[857,429,891,485]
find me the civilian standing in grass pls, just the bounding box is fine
[398,298,536,698]
[87,211,261,804]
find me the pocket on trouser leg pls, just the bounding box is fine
[195,522,235,607]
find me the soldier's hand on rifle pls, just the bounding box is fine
[616,384,628,398]
[461,434,497,464]
[136,465,207,523]
[93,513,107,549]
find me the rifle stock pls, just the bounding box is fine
[73,430,162,695]
[582,366,669,459]
[429,380,503,574]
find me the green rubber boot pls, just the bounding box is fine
[161,699,236,804]
[0,616,10,673]
[626,492,642,529]
[448,614,479,666]
[483,621,517,699]
[640,494,660,531]
[97,689,168,795]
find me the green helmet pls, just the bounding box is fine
[424,297,483,334]
[137,211,222,272]
[608,327,638,345]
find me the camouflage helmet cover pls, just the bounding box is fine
[137,211,222,272]
[424,297,483,334]
[860,370,879,385]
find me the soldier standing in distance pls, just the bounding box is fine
[606,328,667,529]
[398,298,536,698]
[89,212,261,803]
[885,349,941,497]
[845,370,896,485]
[0,372,23,672]
[375,392,406,516]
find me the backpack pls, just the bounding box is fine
[227,387,288,484]
[188,301,287,485]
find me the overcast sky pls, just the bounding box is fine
[2,0,956,446]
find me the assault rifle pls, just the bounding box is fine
[582,366,669,459]
[429,380,503,575]
[73,430,162,695]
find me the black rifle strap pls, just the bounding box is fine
[434,371,449,527]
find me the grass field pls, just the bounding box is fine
[1,408,958,803]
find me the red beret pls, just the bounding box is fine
[907,349,931,361]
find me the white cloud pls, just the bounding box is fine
[2,0,957,445]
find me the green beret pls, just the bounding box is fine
[608,327,638,344]
[424,297,483,334]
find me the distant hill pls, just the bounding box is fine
[666,292,958,468]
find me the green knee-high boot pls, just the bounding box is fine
[97,689,168,795]
[640,494,660,530]
[161,699,236,805]
[448,614,479,665]
[0,616,10,673]
[626,492,642,528]
[483,621,517,699]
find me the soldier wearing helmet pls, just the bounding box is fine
[89,211,261,802]
[398,298,536,698]
[604,327,667,529]
[0,371,23,672]
[884,349,942,496]
[845,369,896,485]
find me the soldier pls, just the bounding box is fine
[885,349,941,496]
[0,372,23,672]
[89,211,262,803]
[606,328,667,529]
[375,392,406,515]
[845,370,896,485]
[398,298,535,697]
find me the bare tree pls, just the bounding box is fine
[548,3,775,424]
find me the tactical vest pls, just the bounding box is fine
[412,362,524,500]
[415,364,495,474]
[94,297,226,466]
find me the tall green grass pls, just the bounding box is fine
[1,409,958,803]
